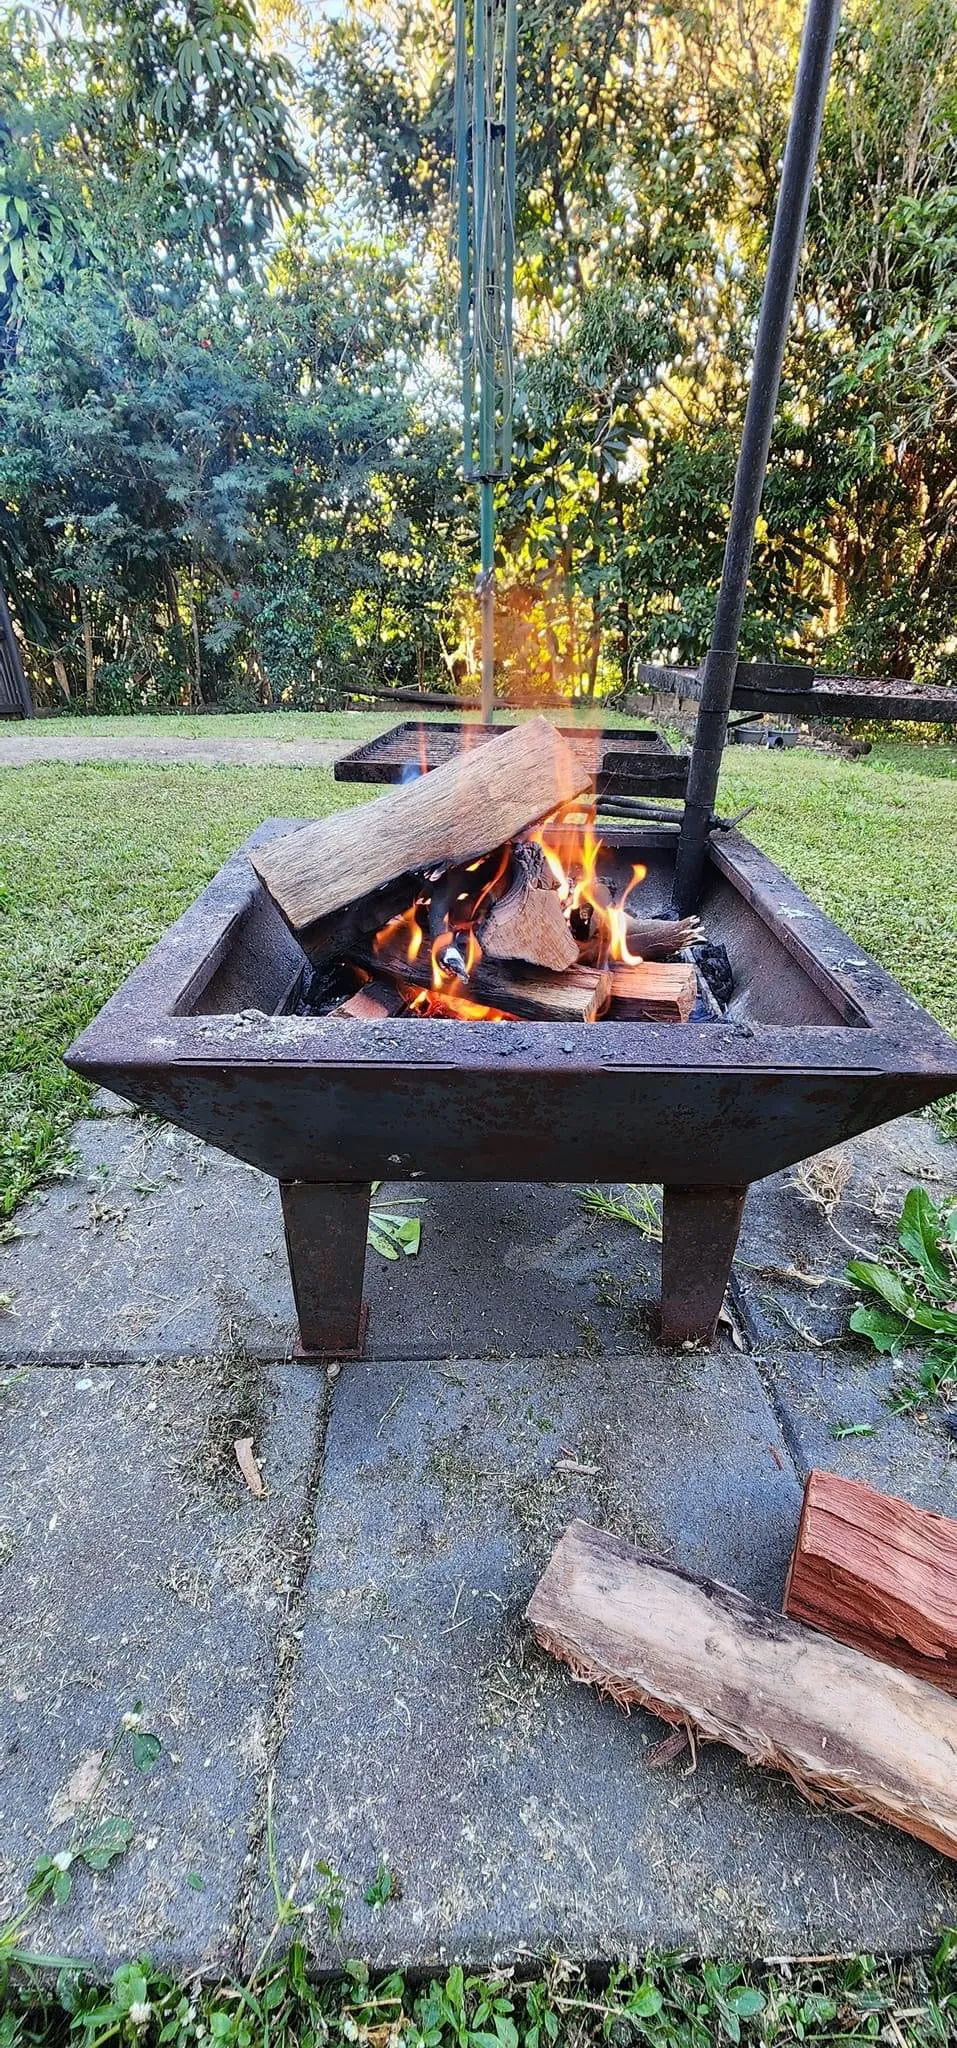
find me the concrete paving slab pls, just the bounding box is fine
[3,1099,956,1971]
[253,1346,957,1966]
[768,1347,957,1512]
[0,1117,657,1366]
[0,1357,325,1971]
[733,1116,957,1354]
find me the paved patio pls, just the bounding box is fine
[1,1099,955,1971]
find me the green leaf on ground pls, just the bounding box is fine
[78,1817,134,1871]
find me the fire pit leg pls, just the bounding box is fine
[280,1180,371,1360]
[660,1185,747,1346]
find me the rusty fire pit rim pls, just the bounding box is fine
[63,820,957,1094]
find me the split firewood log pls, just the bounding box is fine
[578,912,702,967]
[478,841,579,973]
[356,933,611,1023]
[784,1471,957,1695]
[608,962,697,1020]
[249,718,590,937]
[335,979,406,1022]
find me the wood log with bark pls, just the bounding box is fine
[577,911,702,967]
[608,962,697,1020]
[478,840,579,972]
[527,1518,957,1861]
[358,933,611,1023]
[249,718,590,936]
[784,1471,957,1695]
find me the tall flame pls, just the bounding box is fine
[528,823,647,963]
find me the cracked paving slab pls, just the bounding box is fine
[250,1344,956,1966]
[766,1346,956,1511]
[0,1357,325,1972]
[0,1115,658,1366]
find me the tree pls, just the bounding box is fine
[0,0,306,341]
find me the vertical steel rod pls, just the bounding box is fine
[479,480,495,721]
[501,0,516,475]
[672,0,842,915]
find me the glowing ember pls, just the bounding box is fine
[407,984,514,1021]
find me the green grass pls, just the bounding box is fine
[2,1939,956,2048]
[0,762,365,1213]
[0,737,954,1215]
[13,705,646,742]
[716,745,957,1068]
[17,709,401,742]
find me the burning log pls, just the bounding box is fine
[249,718,590,937]
[478,840,579,973]
[578,912,703,967]
[527,1519,957,1863]
[335,979,406,1022]
[784,1471,957,1695]
[361,932,611,1023]
[609,962,697,1021]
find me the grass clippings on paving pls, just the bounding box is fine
[0,736,954,1216]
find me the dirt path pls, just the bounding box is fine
[0,731,349,768]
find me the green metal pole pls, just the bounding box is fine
[456,0,515,724]
[479,478,495,720]
[501,0,516,474]
[473,0,495,721]
[453,0,473,471]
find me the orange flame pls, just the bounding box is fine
[376,866,511,1019]
[607,864,650,964]
[373,814,647,1018]
[375,903,424,964]
[408,985,515,1021]
[527,823,647,963]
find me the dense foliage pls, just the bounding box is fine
[0,0,955,709]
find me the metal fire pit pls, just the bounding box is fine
[65,818,957,1356]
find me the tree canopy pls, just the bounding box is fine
[1,0,955,710]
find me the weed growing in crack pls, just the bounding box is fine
[27,1706,162,1911]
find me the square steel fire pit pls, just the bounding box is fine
[66,819,957,1355]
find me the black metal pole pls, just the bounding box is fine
[671,0,842,915]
